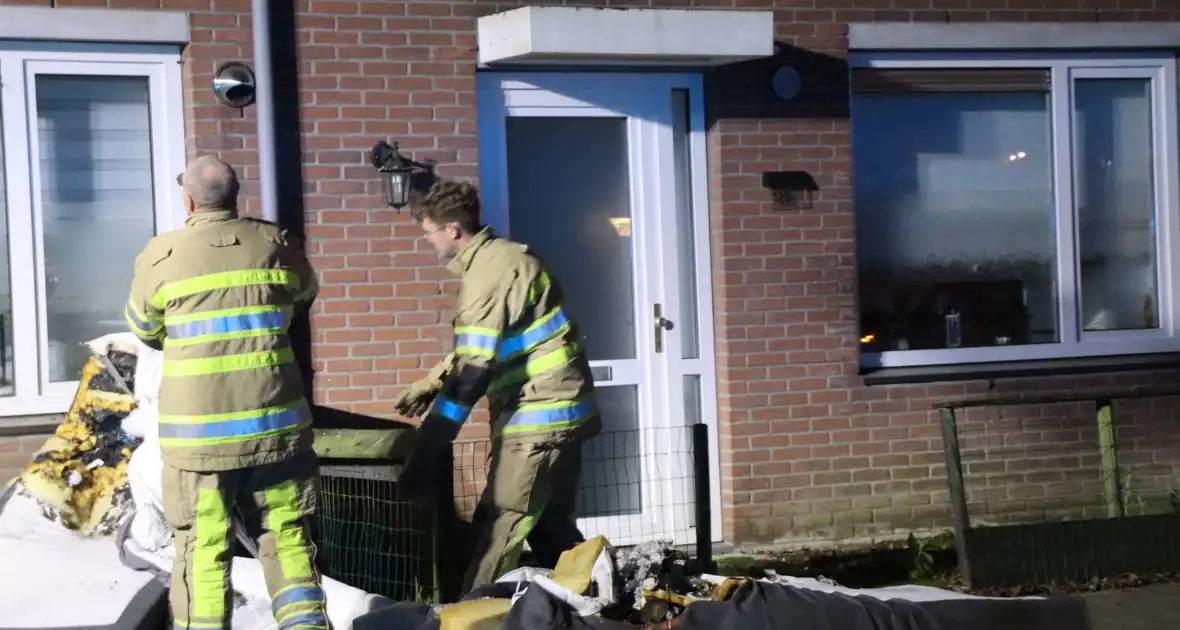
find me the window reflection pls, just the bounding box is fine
[853,92,1058,352]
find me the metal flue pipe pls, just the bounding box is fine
[251,0,278,223]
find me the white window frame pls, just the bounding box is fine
[477,72,722,546]
[850,51,1180,369]
[0,43,186,416]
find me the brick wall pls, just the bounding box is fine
[2,0,1179,546]
[0,433,51,485]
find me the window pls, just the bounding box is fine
[0,45,184,415]
[851,54,1179,369]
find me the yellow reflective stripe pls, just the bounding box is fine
[193,488,230,620]
[273,582,326,623]
[495,396,595,435]
[454,325,500,336]
[515,398,583,412]
[498,418,588,436]
[163,348,295,377]
[526,272,551,307]
[454,345,496,358]
[488,341,581,393]
[125,311,162,340]
[158,419,311,447]
[165,328,288,348]
[159,402,308,425]
[125,299,162,331]
[164,304,285,326]
[265,481,315,581]
[151,269,299,310]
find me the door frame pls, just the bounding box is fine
[476,71,723,545]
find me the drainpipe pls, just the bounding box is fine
[251,0,278,223]
[249,0,312,402]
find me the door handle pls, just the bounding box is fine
[653,304,674,353]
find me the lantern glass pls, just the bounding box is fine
[383,168,412,208]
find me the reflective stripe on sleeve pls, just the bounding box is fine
[431,396,472,425]
[497,307,569,360]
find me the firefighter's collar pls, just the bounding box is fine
[185,209,238,227]
[448,225,495,276]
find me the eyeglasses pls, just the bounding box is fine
[422,222,458,237]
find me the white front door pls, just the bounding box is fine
[477,72,721,546]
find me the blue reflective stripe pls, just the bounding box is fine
[167,310,288,339]
[498,308,569,359]
[432,396,472,424]
[159,407,310,440]
[504,399,595,430]
[125,303,161,333]
[272,586,325,614]
[454,331,499,353]
[278,612,329,630]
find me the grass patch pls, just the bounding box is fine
[716,532,959,589]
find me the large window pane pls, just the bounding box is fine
[853,92,1058,352]
[1074,78,1158,332]
[504,116,636,361]
[37,75,156,382]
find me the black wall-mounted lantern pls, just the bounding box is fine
[370,141,433,210]
[762,170,819,210]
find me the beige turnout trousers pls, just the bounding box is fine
[462,430,587,593]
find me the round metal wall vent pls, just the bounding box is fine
[212,61,257,109]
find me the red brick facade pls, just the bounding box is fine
[2,0,1180,546]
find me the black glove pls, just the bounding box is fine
[398,417,461,501]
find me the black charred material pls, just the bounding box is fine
[85,413,140,467]
[89,350,138,394]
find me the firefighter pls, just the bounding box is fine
[394,180,602,593]
[125,156,327,630]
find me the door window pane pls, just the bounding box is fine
[504,116,637,361]
[853,91,1058,351]
[0,106,11,397]
[672,89,701,360]
[37,75,156,382]
[1074,78,1158,332]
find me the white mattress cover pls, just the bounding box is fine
[0,490,156,628]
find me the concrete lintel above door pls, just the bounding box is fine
[476,7,774,67]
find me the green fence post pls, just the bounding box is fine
[939,406,973,587]
[1096,398,1125,518]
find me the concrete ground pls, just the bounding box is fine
[1083,583,1180,630]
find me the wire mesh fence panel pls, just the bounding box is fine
[452,426,700,549]
[315,462,436,603]
[1112,396,1180,516]
[957,402,1111,526]
[313,424,711,602]
[944,393,1180,587]
[956,397,1180,527]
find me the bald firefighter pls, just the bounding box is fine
[394,181,602,593]
[125,156,327,630]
